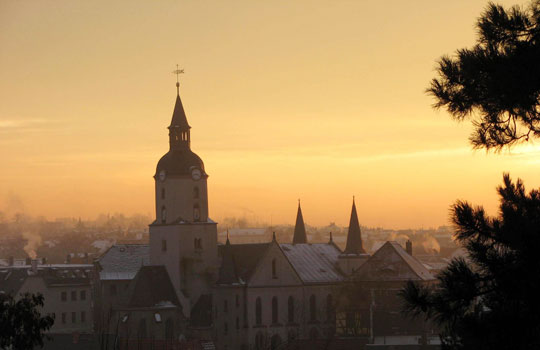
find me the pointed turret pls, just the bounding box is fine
[344,197,366,254]
[292,201,307,244]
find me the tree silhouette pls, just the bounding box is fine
[428,1,540,150]
[0,293,54,349]
[401,174,540,349]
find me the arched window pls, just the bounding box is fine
[165,318,174,340]
[309,295,317,321]
[161,188,165,199]
[270,334,282,350]
[255,331,265,350]
[326,294,335,322]
[138,318,147,339]
[272,296,278,324]
[255,297,262,325]
[271,259,277,278]
[193,186,199,199]
[161,206,167,224]
[193,204,200,222]
[288,296,294,323]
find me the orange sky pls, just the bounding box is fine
[1,0,538,229]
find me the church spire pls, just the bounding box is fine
[169,67,191,150]
[292,200,307,244]
[344,197,366,254]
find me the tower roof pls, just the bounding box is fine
[292,201,307,244]
[344,198,366,254]
[169,93,190,130]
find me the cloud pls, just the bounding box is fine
[0,118,62,132]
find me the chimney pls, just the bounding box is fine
[41,257,47,265]
[405,240,413,256]
[66,254,71,264]
[31,259,38,273]
[25,257,31,265]
[8,256,14,266]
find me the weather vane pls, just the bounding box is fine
[172,64,184,94]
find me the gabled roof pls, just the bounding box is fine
[280,243,344,284]
[0,269,28,295]
[293,202,307,244]
[190,294,213,328]
[97,244,150,280]
[351,241,435,282]
[170,94,190,130]
[344,198,366,254]
[217,243,270,283]
[216,239,241,285]
[123,265,180,308]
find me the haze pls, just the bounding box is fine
[1,0,538,229]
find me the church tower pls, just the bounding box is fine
[149,78,218,316]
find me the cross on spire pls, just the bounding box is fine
[172,64,184,95]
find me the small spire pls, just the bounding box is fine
[226,228,230,245]
[272,231,277,242]
[329,231,333,244]
[344,196,366,254]
[292,200,308,244]
[172,64,184,96]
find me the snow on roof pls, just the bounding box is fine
[97,244,150,280]
[279,243,344,284]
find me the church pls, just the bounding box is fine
[95,80,439,350]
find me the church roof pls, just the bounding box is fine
[350,241,435,282]
[123,265,181,308]
[216,238,241,285]
[217,243,271,283]
[343,198,366,254]
[97,244,150,280]
[170,93,190,130]
[280,243,344,284]
[292,202,308,244]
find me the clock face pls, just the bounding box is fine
[159,170,166,182]
[191,168,202,181]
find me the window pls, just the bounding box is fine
[193,186,199,199]
[81,311,86,323]
[161,206,167,224]
[61,291,67,302]
[72,312,76,323]
[224,299,228,313]
[255,332,265,350]
[165,318,174,340]
[162,239,167,252]
[271,259,277,279]
[309,295,317,321]
[138,319,147,339]
[309,327,319,340]
[224,321,228,335]
[193,204,200,221]
[161,188,165,199]
[80,290,86,301]
[71,291,77,301]
[194,238,202,250]
[326,294,335,322]
[255,297,262,325]
[272,297,278,324]
[110,284,117,296]
[61,313,66,324]
[288,296,295,323]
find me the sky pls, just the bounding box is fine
[1,0,538,229]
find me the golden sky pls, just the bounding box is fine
[1,0,538,229]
